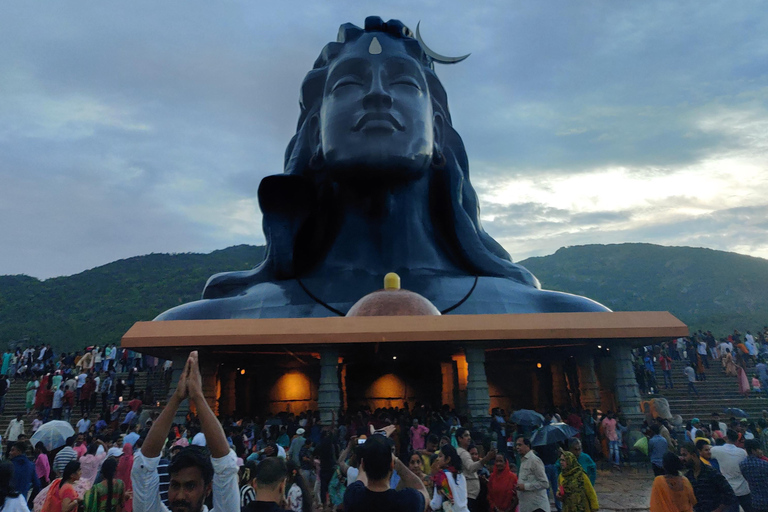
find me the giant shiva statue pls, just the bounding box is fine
[157,17,609,320]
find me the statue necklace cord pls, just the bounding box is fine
[295,275,479,316]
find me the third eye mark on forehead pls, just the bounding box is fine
[328,57,425,91]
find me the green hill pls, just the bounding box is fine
[0,245,265,351]
[519,243,768,335]
[1,243,766,352]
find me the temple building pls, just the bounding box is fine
[123,278,687,426]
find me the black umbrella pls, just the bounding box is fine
[510,409,545,427]
[531,423,580,447]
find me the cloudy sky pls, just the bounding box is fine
[2,1,767,279]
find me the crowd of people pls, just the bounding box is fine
[635,327,768,398]
[0,327,766,512]
[643,416,768,512]
[0,350,609,512]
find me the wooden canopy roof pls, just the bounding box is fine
[122,311,687,357]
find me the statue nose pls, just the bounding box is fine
[362,73,393,110]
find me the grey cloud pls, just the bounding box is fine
[487,201,768,262]
[1,1,766,278]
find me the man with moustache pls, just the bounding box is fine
[132,351,238,512]
[681,442,736,512]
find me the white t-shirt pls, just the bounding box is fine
[192,432,207,446]
[346,466,359,484]
[711,444,749,496]
[76,373,87,388]
[77,418,91,433]
[0,495,31,512]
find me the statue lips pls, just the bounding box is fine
[352,112,404,132]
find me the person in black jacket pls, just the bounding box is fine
[681,442,737,512]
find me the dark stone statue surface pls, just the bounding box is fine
[157,17,609,320]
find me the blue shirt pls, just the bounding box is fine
[648,435,668,467]
[11,455,40,497]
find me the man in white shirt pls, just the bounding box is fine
[455,427,496,510]
[711,429,751,511]
[105,345,115,372]
[52,386,65,420]
[516,436,550,512]
[132,351,238,512]
[4,413,25,458]
[5,413,24,443]
[76,413,91,434]
[76,370,87,402]
[191,428,207,447]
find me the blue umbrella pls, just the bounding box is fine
[531,423,580,447]
[724,407,748,418]
[511,409,545,427]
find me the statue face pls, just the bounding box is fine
[319,34,434,181]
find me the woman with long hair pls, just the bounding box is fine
[34,443,51,487]
[114,444,133,512]
[84,458,125,512]
[0,461,29,512]
[430,444,468,512]
[557,451,598,512]
[649,452,696,512]
[487,453,518,512]
[285,460,312,512]
[41,460,81,512]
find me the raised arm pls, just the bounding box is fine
[140,355,190,458]
[186,351,229,458]
[337,437,356,474]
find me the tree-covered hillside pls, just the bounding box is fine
[1,243,766,352]
[0,245,265,351]
[519,243,768,334]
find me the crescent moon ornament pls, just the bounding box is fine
[415,22,470,64]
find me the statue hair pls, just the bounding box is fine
[203,17,539,300]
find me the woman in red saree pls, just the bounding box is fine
[115,443,134,512]
[737,366,750,397]
[487,454,518,512]
[41,461,81,512]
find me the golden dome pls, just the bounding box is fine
[346,272,441,317]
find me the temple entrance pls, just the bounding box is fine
[344,357,443,411]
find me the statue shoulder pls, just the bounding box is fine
[448,277,610,314]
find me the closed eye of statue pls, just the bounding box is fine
[390,77,421,90]
[332,78,364,91]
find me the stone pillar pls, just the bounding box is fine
[577,355,601,411]
[613,345,643,423]
[318,349,341,424]
[551,361,570,408]
[168,352,190,424]
[452,355,468,414]
[465,346,491,428]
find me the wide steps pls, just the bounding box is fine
[648,357,766,421]
[0,370,169,435]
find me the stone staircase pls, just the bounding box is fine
[0,370,169,436]
[647,358,768,422]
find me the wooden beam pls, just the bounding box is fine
[122,311,688,350]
